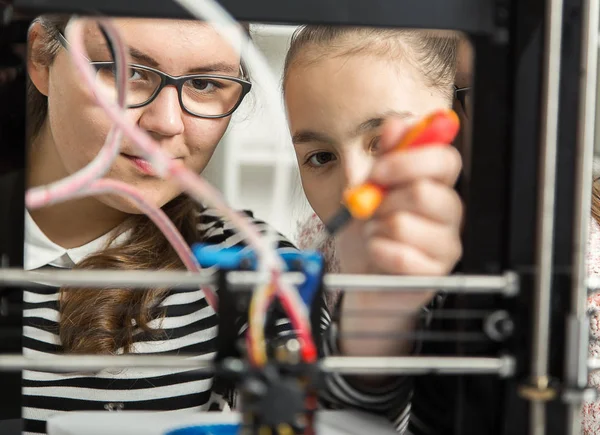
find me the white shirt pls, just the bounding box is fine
[24,210,127,271]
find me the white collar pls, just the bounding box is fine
[24,210,127,271]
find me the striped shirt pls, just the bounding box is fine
[22,207,411,435]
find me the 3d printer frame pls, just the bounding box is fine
[0,0,597,433]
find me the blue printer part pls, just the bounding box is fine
[164,423,240,435]
[191,245,256,270]
[191,244,324,307]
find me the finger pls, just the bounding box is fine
[365,212,462,265]
[379,116,415,153]
[366,237,451,276]
[374,179,464,227]
[370,145,462,187]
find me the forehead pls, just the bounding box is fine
[285,53,450,138]
[83,18,242,71]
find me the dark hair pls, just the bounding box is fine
[283,26,460,101]
[593,179,600,226]
[28,15,204,354]
[27,15,66,140]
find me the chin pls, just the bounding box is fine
[308,205,334,226]
[96,191,175,215]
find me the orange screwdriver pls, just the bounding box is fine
[323,108,461,236]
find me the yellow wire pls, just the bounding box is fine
[248,280,277,366]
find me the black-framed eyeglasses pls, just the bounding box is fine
[57,32,252,119]
[454,85,471,116]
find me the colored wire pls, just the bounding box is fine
[171,0,318,365]
[247,271,317,366]
[26,19,127,209]
[71,178,218,311]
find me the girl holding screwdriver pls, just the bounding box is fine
[0,17,462,435]
[284,26,464,432]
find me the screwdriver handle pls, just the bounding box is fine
[343,109,460,220]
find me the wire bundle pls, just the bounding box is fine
[24,2,316,368]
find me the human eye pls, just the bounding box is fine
[127,67,145,81]
[368,135,382,155]
[95,64,144,81]
[189,78,222,92]
[305,151,337,169]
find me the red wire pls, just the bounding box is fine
[274,279,318,363]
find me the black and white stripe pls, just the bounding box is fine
[23,209,411,434]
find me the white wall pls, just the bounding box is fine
[202,24,312,242]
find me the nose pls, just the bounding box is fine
[340,148,373,195]
[137,86,185,137]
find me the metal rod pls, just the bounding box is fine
[587,358,600,370]
[530,0,564,431]
[0,268,219,289]
[323,272,518,295]
[570,0,599,333]
[0,268,517,294]
[588,277,600,290]
[320,356,515,377]
[565,0,599,432]
[532,403,546,435]
[0,354,214,372]
[0,268,305,289]
[0,354,514,376]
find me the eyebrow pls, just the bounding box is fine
[292,110,414,146]
[128,47,160,68]
[292,130,334,145]
[350,110,414,137]
[128,47,239,75]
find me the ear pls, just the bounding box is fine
[27,22,51,97]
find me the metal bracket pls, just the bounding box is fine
[563,388,598,404]
[518,376,559,402]
[503,271,520,297]
[483,310,514,341]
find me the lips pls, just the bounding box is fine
[121,153,158,176]
[121,152,185,177]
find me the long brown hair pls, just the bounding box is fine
[29,16,203,354]
[593,178,600,226]
[283,26,460,101]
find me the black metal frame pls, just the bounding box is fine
[0,0,589,433]
[13,0,497,33]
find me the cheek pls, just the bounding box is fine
[47,74,113,175]
[299,168,340,223]
[183,118,229,171]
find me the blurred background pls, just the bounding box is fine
[202,24,308,242]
